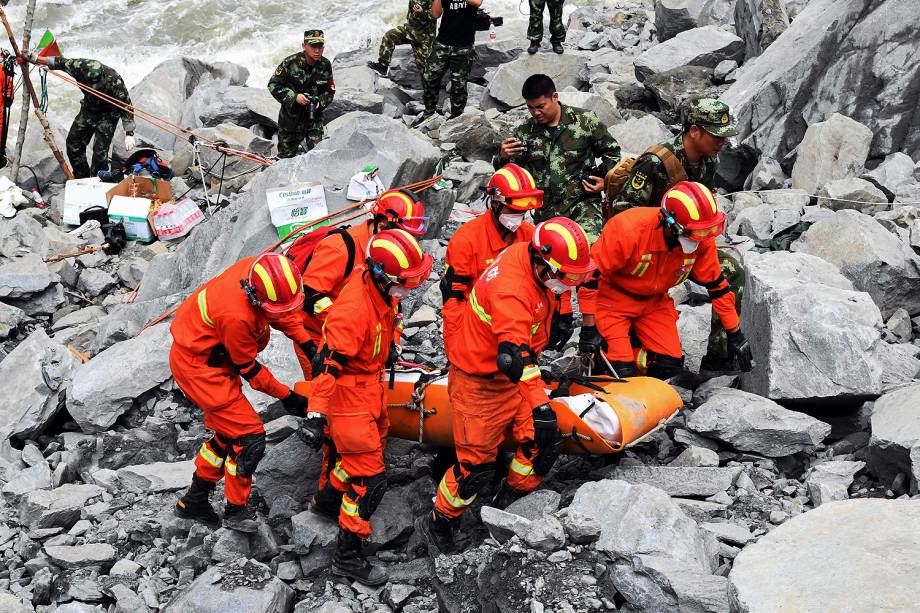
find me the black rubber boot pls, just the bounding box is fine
[331,530,389,586]
[490,479,525,510]
[415,510,457,556]
[174,475,220,527]
[310,485,343,521]
[223,503,260,533]
[552,42,564,54]
[527,42,539,54]
[367,60,389,76]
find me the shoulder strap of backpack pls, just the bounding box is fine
[647,144,688,189]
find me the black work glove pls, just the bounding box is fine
[299,340,318,364]
[727,329,754,372]
[281,390,309,416]
[545,313,575,352]
[297,413,327,449]
[532,403,559,450]
[578,324,607,356]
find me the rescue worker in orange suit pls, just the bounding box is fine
[297,229,433,585]
[172,253,314,532]
[293,188,429,377]
[417,217,597,554]
[580,181,753,379]
[441,163,543,357]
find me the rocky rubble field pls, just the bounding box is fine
[1,0,920,611]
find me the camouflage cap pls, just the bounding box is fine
[303,29,325,45]
[687,99,739,138]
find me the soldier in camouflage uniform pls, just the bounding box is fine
[611,98,746,371]
[268,30,336,158]
[527,0,566,55]
[368,0,436,76]
[496,74,620,238]
[30,55,136,179]
[421,0,482,119]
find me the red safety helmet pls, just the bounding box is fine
[531,216,596,286]
[367,229,434,289]
[660,181,726,241]
[487,163,544,211]
[371,188,429,236]
[246,252,304,314]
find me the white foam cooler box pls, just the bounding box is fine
[266,181,328,240]
[105,177,173,243]
[63,178,115,226]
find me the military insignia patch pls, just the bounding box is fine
[631,172,647,190]
[721,113,729,124]
[274,66,283,76]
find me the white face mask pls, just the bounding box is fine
[498,212,525,232]
[388,285,410,300]
[678,236,700,254]
[543,278,569,295]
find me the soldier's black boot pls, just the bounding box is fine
[310,484,343,521]
[527,42,539,54]
[331,530,389,586]
[490,479,526,510]
[223,502,260,533]
[174,475,220,527]
[415,510,457,556]
[367,60,389,76]
[552,42,564,54]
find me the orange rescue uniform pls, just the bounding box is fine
[169,256,311,505]
[442,212,534,358]
[309,271,399,538]
[294,221,374,377]
[436,242,556,519]
[590,207,739,363]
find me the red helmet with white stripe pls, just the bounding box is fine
[660,181,725,241]
[371,189,429,236]
[531,216,596,286]
[247,252,304,314]
[487,163,544,211]
[366,229,434,289]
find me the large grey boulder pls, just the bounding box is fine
[0,302,25,339]
[19,483,105,529]
[790,113,873,192]
[868,383,920,483]
[44,543,117,569]
[688,388,831,456]
[721,0,920,168]
[0,214,50,259]
[816,177,888,213]
[253,435,323,509]
[734,0,789,59]
[324,65,384,122]
[243,330,303,415]
[569,480,715,572]
[0,329,75,441]
[485,53,587,108]
[130,58,249,153]
[67,323,173,433]
[729,500,920,612]
[117,460,195,493]
[556,91,623,129]
[608,115,673,156]
[642,66,725,116]
[135,112,438,305]
[633,26,743,81]
[740,251,886,401]
[0,254,58,299]
[171,123,274,194]
[805,460,864,506]
[676,303,710,373]
[727,197,804,240]
[654,0,736,42]
[180,80,280,130]
[863,152,916,194]
[791,209,920,318]
[598,465,742,496]
[438,111,503,162]
[164,561,293,613]
[611,554,731,613]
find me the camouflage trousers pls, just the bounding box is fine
[277,122,324,159]
[378,24,434,71]
[706,249,746,360]
[421,41,475,117]
[528,0,566,44]
[67,108,119,179]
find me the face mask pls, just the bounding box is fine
[543,278,569,295]
[678,236,700,254]
[388,285,410,300]
[498,212,525,232]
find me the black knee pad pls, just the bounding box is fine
[357,473,388,520]
[608,360,637,378]
[456,462,495,500]
[235,433,266,478]
[647,353,684,380]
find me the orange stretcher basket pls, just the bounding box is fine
[294,368,683,455]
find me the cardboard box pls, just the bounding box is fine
[63,178,115,226]
[266,182,328,239]
[105,177,173,244]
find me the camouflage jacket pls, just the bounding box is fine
[406,0,436,35]
[499,103,621,223]
[268,54,335,130]
[49,57,135,132]
[614,133,718,212]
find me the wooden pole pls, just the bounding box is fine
[0,7,73,181]
[9,0,34,184]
